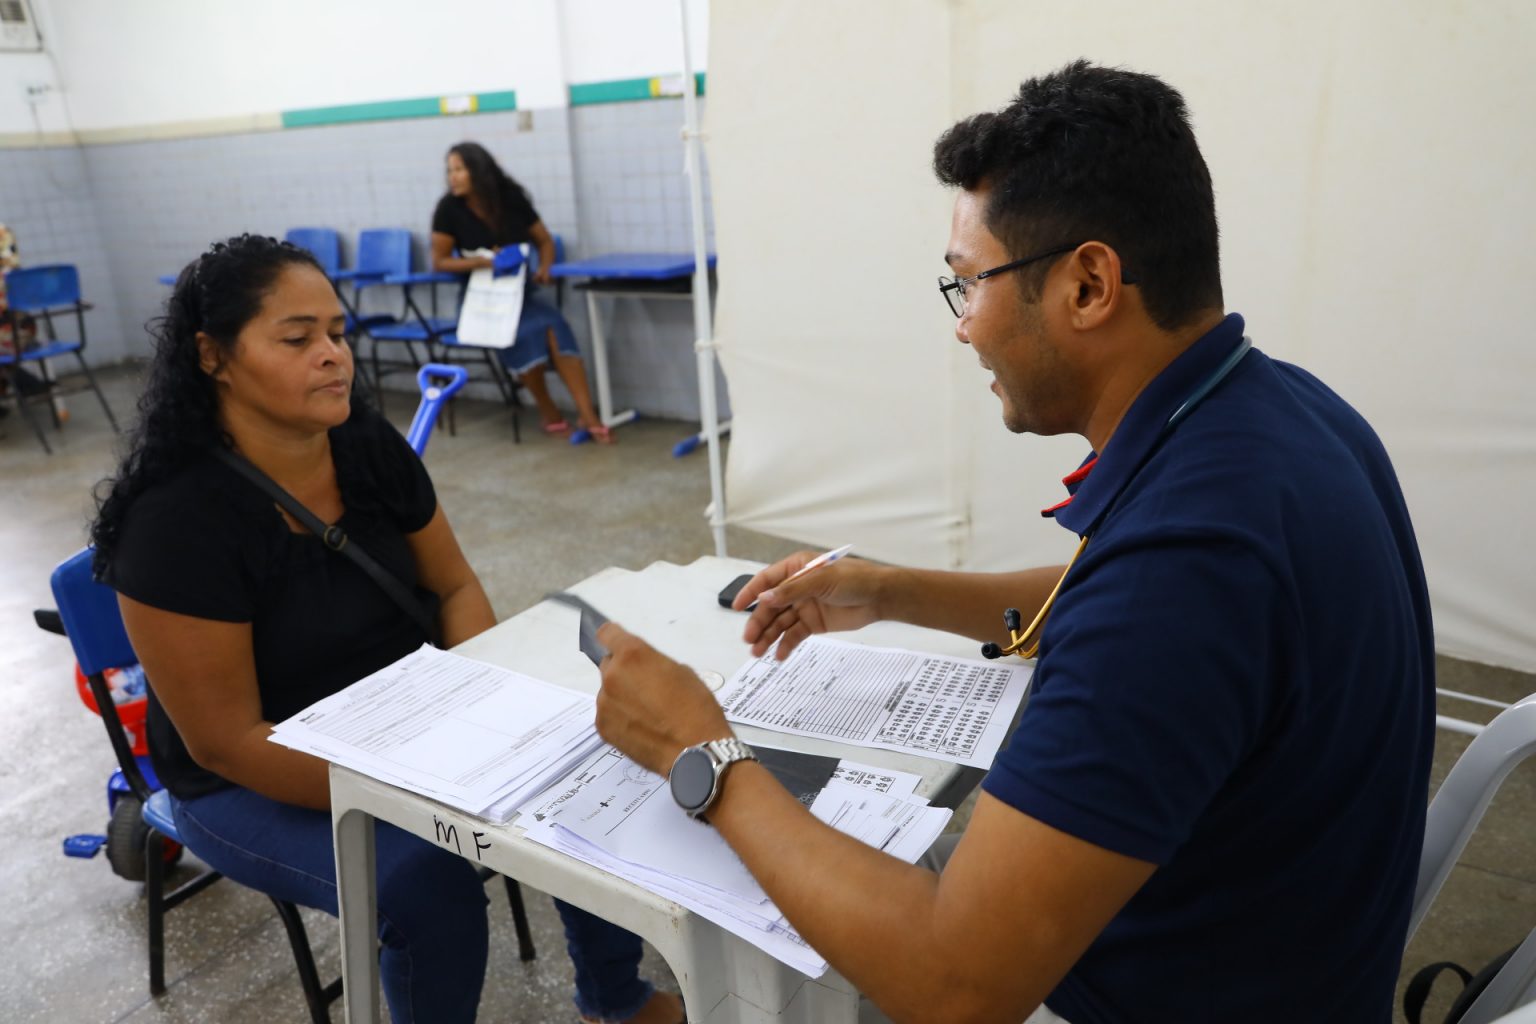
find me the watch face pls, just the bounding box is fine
[670,748,716,812]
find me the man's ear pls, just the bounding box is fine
[1064,241,1126,331]
[195,332,225,379]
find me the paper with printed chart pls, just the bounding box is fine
[718,636,1031,768]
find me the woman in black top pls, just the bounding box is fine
[432,141,612,442]
[93,235,680,1024]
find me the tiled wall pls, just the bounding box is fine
[568,97,727,421]
[81,109,580,372]
[13,97,726,424]
[0,145,125,362]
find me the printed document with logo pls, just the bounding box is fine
[269,645,602,822]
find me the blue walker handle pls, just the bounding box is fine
[406,364,470,455]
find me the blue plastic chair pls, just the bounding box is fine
[2,264,120,453]
[49,549,340,1020]
[335,229,458,409]
[284,227,341,278]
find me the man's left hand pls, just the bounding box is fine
[595,622,734,776]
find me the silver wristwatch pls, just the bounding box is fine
[668,738,758,821]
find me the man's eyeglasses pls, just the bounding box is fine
[938,242,1136,317]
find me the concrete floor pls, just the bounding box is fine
[2,366,1532,1023]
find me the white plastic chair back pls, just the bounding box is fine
[1489,1001,1536,1024]
[1413,693,1536,939]
[1410,693,1536,1024]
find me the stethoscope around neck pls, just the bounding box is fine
[981,335,1254,661]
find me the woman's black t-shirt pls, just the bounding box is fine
[431,189,539,250]
[104,408,441,799]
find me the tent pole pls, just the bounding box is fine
[678,0,727,557]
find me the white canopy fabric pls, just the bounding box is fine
[708,0,1536,672]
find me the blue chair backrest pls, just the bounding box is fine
[529,234,566,274]
[50,548,136,677]
[355,229,412,277]
[4,265,82,311]
[285,228,341,277]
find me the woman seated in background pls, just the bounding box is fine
[92,234,681,1024]
[433,141,613,442]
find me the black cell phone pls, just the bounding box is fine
[717,574,754,609]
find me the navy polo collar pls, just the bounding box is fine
[1043,312,1248,536]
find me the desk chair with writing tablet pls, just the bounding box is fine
[1,264,119,454]
[336,229,457,410]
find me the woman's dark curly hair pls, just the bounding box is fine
[447,141,534,243]
[90,234,327,574]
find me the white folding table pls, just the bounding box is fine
[331,555,988,1023]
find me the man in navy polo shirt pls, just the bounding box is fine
[592,61,1434,1023]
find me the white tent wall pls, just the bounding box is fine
[711,1,974,568]
[712,0,1536,672]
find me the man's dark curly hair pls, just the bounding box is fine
[933,60,1222,331]
[90,234,332,574]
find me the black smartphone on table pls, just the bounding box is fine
[717,574,754,609]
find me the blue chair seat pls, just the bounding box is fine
[368,316,455,342]
[143,789,177,837]
[1,339,83,364]
[350,312,396,331]
[368,323,428,343]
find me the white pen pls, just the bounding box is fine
[747,544,854,611]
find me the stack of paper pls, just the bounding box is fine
[270,645,604,823]
[518,745,951,976]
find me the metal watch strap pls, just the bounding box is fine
[695,737,758,822]
[701,737,758,767]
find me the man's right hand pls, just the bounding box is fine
[735,553,890,659]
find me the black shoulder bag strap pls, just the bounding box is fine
[213,447,442,647]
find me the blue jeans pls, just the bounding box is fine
[497,291,581,374]
[173,787,650,1022]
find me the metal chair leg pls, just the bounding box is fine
[73,351,119,431]
[146,829,168,995]
[269,897,340,1024]
[504,876,536,962]
[371,341,386,415]
[8,375,53,452]
[482,351,521,444]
